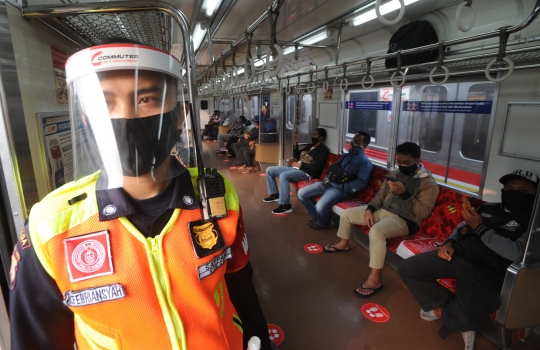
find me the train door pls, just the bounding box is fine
[398,82,497,194]
[284,92,313,160]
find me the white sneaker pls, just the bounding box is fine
[461,331,476,350]
[420,308,439,321]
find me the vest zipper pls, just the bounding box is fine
[147,236,187,350]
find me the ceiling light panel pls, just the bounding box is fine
[350,0,419,26]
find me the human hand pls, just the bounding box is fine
[291,162,301,168]
[388,181,406,195]
[364,210,374,227]
[244,134,249,139]
[462,207,482,230]
[438,242,455,261]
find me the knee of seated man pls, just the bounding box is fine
[368,226,388,241]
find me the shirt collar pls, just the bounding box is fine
[96,169,200,221]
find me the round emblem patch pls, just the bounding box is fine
[183,196,194,205]
[103,205,117,216]
[71,240,106,273]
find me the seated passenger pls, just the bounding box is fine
[263,128,329,215]
[202,110,220,140]
[232,119,259,164]
[298,131,373,230]
[237,140,257,174]
[324,142,439,298]
[217,115,246,154]
[398,170,538,350]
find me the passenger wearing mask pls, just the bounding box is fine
[217,115,247,154]
[399,169,538,350]
[9,42,272,350]
[202,110,220,140]
[298,131,373,230]
[264,128,329,215]
[325,142,439,296]
[232,119,259,165]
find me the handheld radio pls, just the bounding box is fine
[197,168,227,220]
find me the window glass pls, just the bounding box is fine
[286,95,295,130]
[345,88,394,166]
[398,82,496,195]
[417,86,447,152]
[248,95,259,120]
[460,84,495,160]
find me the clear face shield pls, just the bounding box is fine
[66,44,192,190]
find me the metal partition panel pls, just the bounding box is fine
[0,0,31,240]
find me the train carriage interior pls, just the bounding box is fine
[1,0,540,348]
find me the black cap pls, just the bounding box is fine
[499,169,539,188]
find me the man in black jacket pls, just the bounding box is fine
[264,128,329,214]
[398,169,538,350]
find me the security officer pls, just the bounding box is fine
[9,42,272,350]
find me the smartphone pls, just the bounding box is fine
[461,197,472,212]
[384,175,397,182]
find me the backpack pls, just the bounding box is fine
[385,21,439,69]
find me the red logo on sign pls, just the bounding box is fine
[361,303,390,323]
[91,51,103,66]
[304,244,323,254]
[267,324,284,345]
[64,231,113,282]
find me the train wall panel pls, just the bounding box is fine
[316,87,341,154]
[6,4,79,200]
[483,69,540,202]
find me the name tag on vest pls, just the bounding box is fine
[64,230,114,282]
[63,284,126,307]
[198,248,232,280]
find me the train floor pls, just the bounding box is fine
[200,141,500,350]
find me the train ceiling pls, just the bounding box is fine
[21,0,460,74]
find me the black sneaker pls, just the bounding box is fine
[308,220,327,230]
[272,204,293,214]
[263,194,279,203]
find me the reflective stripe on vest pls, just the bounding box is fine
[29,169,243,350]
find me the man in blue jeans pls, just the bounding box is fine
[298,131,373,229]
[264,128,329,214]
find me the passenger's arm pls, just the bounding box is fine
[225,209,272,350]
[292,144,311,159]
[367,179,391,213]
[10,225,75,350]
[475,226,528,263]
[343,159,373,193]
[399,179,440,221]
[300,147,329,175]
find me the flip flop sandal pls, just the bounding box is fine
[354,283,383,298]
[323,244,349,253]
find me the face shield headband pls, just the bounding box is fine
[66,44,186,189]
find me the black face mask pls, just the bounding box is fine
[501,190,536,214]
[312,137,320,145]
[399,163,418,176]
[111,109,178,176]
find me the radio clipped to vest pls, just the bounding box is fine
[198,168,228,220]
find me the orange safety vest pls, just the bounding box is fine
[29,169,243,350]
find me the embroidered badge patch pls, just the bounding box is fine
[9,246,21,290]
[64,231,114,282]
[18,228,31,250]
[188,219,225,258]
[198,247,232,280]
[63,284,126,307]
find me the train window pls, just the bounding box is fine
[234,97,242,114]
[418,86,447,152]
[460,84,495,161]
[248,95,259,119]
[345,89,392,166]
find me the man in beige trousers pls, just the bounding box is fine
[324,142,439,297]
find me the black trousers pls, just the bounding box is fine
[226,137,240,156]
[238,148,256,167]
[397,250,504,339]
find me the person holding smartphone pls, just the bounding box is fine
[398,169,538,350]
[324,142,439,298]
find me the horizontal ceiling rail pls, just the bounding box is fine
[200,0,540,89]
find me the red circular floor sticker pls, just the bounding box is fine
[222,159,230,162]
[218,153,225,156]
[289,191,294,196]
[304,244,323,254]
[258,173,266,176]
[361,303,390,323]
[229,166,238,169]
[267,324,284,345]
